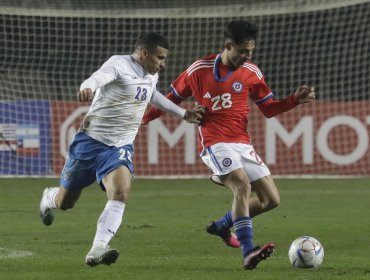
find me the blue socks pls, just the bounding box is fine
[214,212,255,257]
[233,216,254,257]
[215,210,233,232]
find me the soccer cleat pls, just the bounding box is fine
[206,221,240,248]
[85,245,119,267]
[243,242,275,270]
[39,187,54,226]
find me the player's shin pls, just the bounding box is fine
[233,216,254,257]
[92,200,125,248]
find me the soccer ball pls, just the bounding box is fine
[288,236,324,268]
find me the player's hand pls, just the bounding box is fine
[183,105,206,124]
[77,88,94,102]
[294,85,315,104]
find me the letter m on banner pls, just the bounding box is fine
[148,119,196,164]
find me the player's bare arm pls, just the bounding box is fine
[183,105,205,124]
[78,88,94,102]
[294,85,315,104]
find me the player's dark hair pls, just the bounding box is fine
[224,20,258,44]
[135,32,170,53]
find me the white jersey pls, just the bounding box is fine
[79,55,159,147]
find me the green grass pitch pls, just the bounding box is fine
[0,178,369,280]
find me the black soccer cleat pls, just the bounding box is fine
[244,242,275,270]
[206,221,240,248]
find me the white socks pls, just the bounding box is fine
[47,187,59,209]
[92,200,125,248]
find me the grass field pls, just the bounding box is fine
[0,178,369,280]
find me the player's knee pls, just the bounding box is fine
[109,188,129,203]
[233,181,251,198]
[265,195,280,211]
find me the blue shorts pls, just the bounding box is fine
[60,132,134,191]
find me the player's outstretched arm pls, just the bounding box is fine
[143,91,184,124]
[257,84,315,118]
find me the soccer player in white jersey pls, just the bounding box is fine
[39,32,205,267]
[143,21,315,270]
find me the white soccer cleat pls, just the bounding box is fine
[85,244,119,267]
[39,187,54,226]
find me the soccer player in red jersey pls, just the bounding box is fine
[142,20,315,270]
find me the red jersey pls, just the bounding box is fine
[143,53,299,154]
[170,53,273,153]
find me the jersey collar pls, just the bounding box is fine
[213,53,235,82]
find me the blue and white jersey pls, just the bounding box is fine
[79,55,158,147]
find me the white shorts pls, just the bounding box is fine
[201,143,271,182]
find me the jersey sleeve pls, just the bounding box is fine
[150,90,186,118]
[258,94,299,118]
[247,64,300,118]
[142,69,192,124]
[80,56,120,92]
[248,72,274,105]
[142,92,183,124]
[169,70,193,99]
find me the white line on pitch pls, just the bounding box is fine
[0,248,33,259]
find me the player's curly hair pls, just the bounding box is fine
[224,20,258,44]
[134,32,170,53]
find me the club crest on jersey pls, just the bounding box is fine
[222,158,232,167]
[232,81,243,93]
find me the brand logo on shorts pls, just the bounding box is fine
[62,171,70,180]
[222,158,232,167]
[232,81,243,92]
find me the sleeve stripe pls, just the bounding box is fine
[187,64,213,76]
[255,92,274,105]
[169,84,184,99]
[187,60,214,74]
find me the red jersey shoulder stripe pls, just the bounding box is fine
[241,63,263,80]
[187,64,214,76]
[186,60,215,76]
